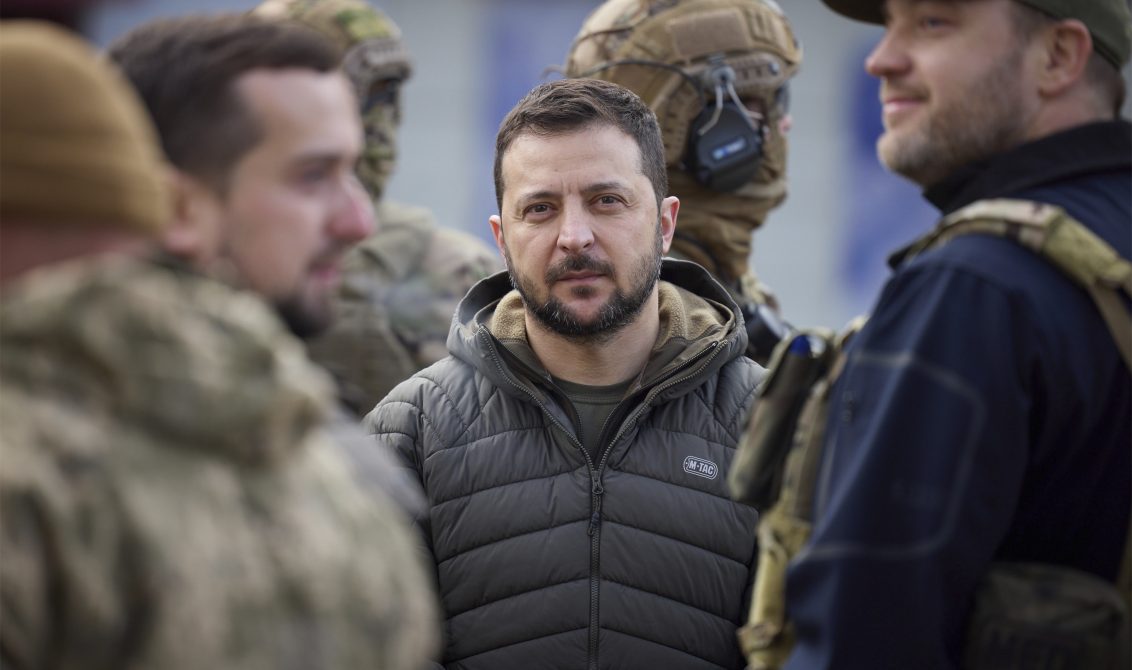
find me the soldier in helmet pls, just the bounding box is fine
[0,19,439,669]
[564,0,802,363]
[254,0,503,415]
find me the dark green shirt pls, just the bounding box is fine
[552,376,633,462]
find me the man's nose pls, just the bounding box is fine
[556,203,595,254]
[329,174,375,244]
[865,30,910,79]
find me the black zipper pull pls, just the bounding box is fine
[588,478,604,536]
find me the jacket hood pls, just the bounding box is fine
[448,258,748,402]
[0,256,333,465]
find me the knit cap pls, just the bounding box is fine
[0,21,169,232]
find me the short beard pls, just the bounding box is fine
[507,225,663,345]
[878,48,1029,187]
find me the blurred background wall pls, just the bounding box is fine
[86,0,1132,329]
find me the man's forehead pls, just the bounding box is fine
[235,67,354,104]
[504,124,643,171]
[235,68,357,127]
[234,68,363,155]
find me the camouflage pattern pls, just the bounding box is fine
[0,256,440,669]
[564,0,801,303]
[254,0,412,199]
[308,201,502,414]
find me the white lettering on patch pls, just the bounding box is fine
[683,455,718,480]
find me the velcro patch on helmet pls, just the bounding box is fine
[667,8,754,61]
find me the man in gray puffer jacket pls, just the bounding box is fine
[365,78,764,670]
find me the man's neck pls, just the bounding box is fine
[525,292,660,386]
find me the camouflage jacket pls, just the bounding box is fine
[308,200,501,414]
[0,257,439,670]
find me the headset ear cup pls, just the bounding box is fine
[685,100,765,192]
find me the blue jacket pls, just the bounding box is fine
[785,121,1132,669]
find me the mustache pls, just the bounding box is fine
[545,254,615,283]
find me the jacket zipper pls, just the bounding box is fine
[586,340,724,669]
[481,330,725,670]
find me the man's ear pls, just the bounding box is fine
[489,214,508,264]
[1035,18,1092,98]
[659,196,679,254]
[162,168,223,268]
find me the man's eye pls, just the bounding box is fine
[596,195,622,206]
[524,203,552,217]
[919,16,950,30]
[300,166,332,184]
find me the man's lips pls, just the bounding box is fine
[881,92,926,123]
[309,255,343,283]
[557,271,604,282]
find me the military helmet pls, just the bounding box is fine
[254,0,411,200]
[565,0,801,192]
[254,0,411,98]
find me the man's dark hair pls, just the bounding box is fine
[108,14,342,190]
[493,78,667,213]
[1010,2,1127,117]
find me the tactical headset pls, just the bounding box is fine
[574,56,775,193]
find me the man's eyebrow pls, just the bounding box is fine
[291,149,358,167]
[514,189,561,206]
[513,181,633,206]
[581,181,632,196]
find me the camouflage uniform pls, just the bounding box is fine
[255,0,502,413]
[564,0,802,311]
[309,200,499,414]
[0,257,441,669]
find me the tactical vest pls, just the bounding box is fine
[728,199,1132,670]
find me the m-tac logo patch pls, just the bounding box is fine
[683,455,718,480]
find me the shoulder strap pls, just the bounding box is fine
[905,198,1132,372]
[733,317,866,670]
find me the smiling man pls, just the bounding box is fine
[779,0,1132,668]
[366,78,766,669]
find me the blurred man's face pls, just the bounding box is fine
[490,123,677,343]
[211,68,373,336]
[865,0,1040,186]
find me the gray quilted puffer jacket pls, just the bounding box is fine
[366,259,765,670]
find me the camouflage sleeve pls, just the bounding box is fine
[371,228,500,389]
[0,409,146,670]
[0,450,49,669]
[309,224,501,415]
